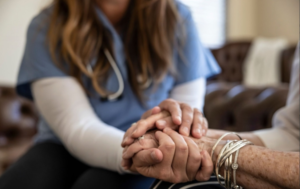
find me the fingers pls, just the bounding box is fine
[155,131,176,172]
[133,131,175,180]
[141,106,161,119]
[121,123,137,147]
[122,138,158,160]
[191,108,205,138]
[122,131,159,170]
[184,136,202,180]
[164,128,189,183]
[178,103,193,136]
[121,111,169,147]
[203,118,208,135]
[155,117,178,130]
[133,148,163,168]
[158,99,182,125]
[131,111,170,138]
[195,150,214,182]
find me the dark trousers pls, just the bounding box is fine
[0,142,154,189]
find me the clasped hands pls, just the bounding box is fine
[121,99,216,183]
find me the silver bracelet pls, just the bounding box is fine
[232,148,240,188]
[211,132,242,163]
[213,133,253,189]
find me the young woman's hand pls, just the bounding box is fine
[126,128,214,183]
[121,130,160,170]
[121,99,208,147]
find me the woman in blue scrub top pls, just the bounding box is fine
[0,0,220,188]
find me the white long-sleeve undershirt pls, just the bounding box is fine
[31,77,206,173]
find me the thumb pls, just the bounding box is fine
[134,148,163,167]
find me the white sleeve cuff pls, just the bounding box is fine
[253,128,299,152]
[169,78,206,111]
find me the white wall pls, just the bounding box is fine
[0,0,51,86]
[257,0,299,44]
[227,0,299,44]
[227,0,258,41]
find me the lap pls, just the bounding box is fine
[0,141,88,189]
[0,141,155,189]
[72,168,155,189]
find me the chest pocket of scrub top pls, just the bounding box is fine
[143,74,175,109]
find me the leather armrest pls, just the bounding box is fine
[204,82,289,131]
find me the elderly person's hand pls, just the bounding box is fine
[123,128,217,183]
[121,99,208,148]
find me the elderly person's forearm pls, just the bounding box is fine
[211,138,299,189]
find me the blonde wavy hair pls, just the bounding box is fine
[48,0,183,100]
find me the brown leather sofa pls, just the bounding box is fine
[0,86,38,174]
[0,42,296,175]
[204,41,296,131]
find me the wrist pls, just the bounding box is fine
[193,137,227,163]
[211,140,227,164]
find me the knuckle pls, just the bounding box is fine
[177,143,188,153]
[163,98,175,105]
[182,116,192,124]
[191,153,201,163]
[194,108,202,115]
[137,120,147,126]
[182,103,193,111]
[163,141,175,151]
[169,101,177,107]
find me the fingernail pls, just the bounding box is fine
[132,130,137,135]
[183,127,189,135]
[202,129,206,135]
[196,128,202,137]
[124,138,130,146]
[199,116,203,123]
[176,116,182,123]
[157,120,166,127]
[197,128,201,134]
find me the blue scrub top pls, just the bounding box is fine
[17,1,220,143]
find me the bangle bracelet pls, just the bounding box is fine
[215,141,231,185]
[232,148,240,188]
[213,133,253,189]
[220,141,253,166]
[211,132,242,164]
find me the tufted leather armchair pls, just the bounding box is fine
[204,82,289,131]
[204,42,296,132]
[210,42,252,82]
[0,86,38,174]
